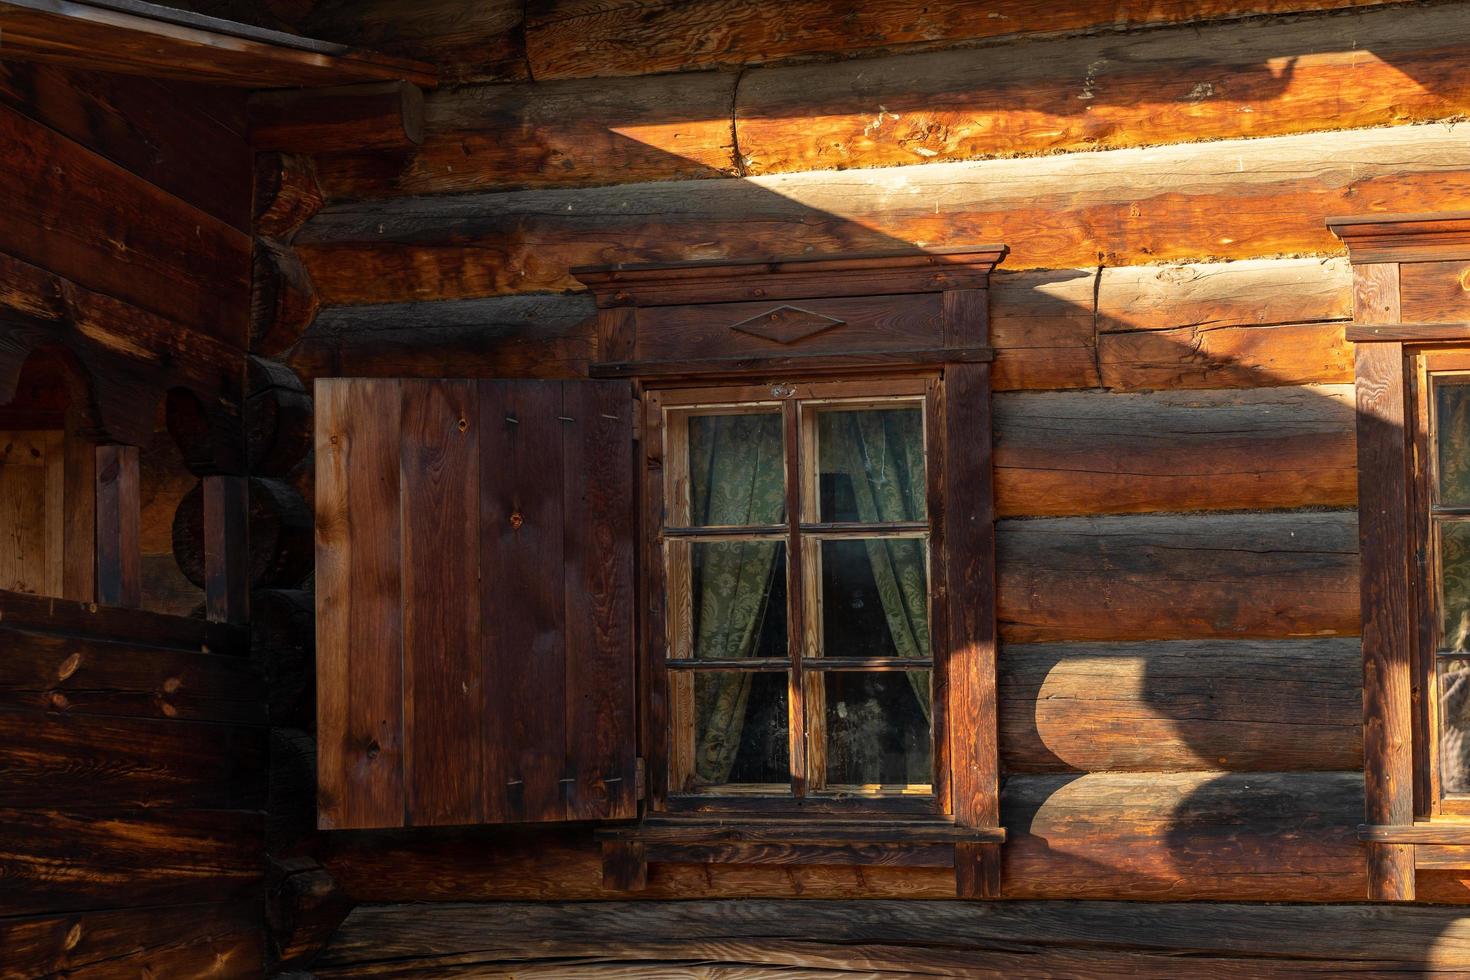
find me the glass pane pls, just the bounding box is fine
[1438,381,1470,506]
[823,670,932,789]
[816,406,926,523]
[1442,658,1470,795]
[1442,522,1470,651]
[819,537,928,659]
[679,670,790,789]
[685,540,787,660]
[688,412,785,526]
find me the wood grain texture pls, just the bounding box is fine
[736,5,1470,176]
[994,385,1357,516]
[295,124,1470,305]
[315,378,405,830]
[317,771,1365,903]
[401,380,482,826]
[0,99,250,342]
[94,444,140,609]
[316,897,1470,977]
[999,638,1362,773]
[523,0,1399,79]
[303,0,527,84]
[997,512,1360,643]
[249,81,425,154]
[1399,260,1470,324]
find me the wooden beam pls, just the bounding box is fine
[0,0,437,88]
[294,123,1470,304]
[93,444,140,608]
[249,81,426,154]
[202,475,249,624]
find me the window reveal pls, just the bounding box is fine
[656,381,940,807]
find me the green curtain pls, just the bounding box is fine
[689,414,785,784]
[829,410,931,720]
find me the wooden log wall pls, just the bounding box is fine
[0,593,265,977]
[254,0,1470,929]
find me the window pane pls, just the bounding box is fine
[688,412,785,526]
[1442,522,1470,652]
[673,670,790,790]
[1442,658,1470,795]
[1438,381,1470,506]
[823,670,932,789]
[819,537,928,659]
[685,540,787,660]
[816,406,925,523]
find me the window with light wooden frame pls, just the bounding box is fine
[644,377,949,816]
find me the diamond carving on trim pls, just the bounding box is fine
[729,306,846,345]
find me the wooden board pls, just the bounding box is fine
[997,512,1360,643]
[316,897,1470,977]
[302,0,526,85]
[294,123,1470,304]
[994,385,1357,516]
[0,101,251,343]
[0,0,436,88]
[999,639,1361,773]
[523,0,1400,79]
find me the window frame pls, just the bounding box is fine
[643,376,949,818]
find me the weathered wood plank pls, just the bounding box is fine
[400,380,482,826]
[0,100,250,341]
[302,0,527,84]
[994,385,1356,516]
[295,124,1470,305]
[1,901,263,980]
[318,897,1470,977]
[999,639,1361,773]
[0,807,262,914]
[524,0,1399,79]
[0,706,265,809]
[737,5,1470,176]
[315,378,405,830]
[997,512,1360,643]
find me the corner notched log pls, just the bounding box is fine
[253,237,321,357]
[172,476,313,592]
[255,153,325,242]
[249,81,426,154]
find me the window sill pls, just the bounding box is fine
[596,817,1005,896]
[1360,822,1470,844]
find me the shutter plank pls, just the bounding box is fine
[480,381,568,823]
[316,378,405,830]
[401,381,483,826]
[562,381,637,821]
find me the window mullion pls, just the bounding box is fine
[783,398,809,798]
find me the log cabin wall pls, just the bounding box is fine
[183,0,1470,972]
[0,60,269,975]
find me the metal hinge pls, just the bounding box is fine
[634,756,646,800]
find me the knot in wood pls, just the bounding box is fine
[510,510,524,530]
[457,417,468,432]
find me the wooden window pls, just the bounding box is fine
[650,379,941,811]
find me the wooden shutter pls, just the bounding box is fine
[315,378,637,830]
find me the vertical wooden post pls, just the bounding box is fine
[61,432,95,601]
[943,288,1002,899]
[204,474,250,624]
[1352,262,1416,902]
[94,444,140,608]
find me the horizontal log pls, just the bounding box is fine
[253,236,321,357]
[0,624,262,723]
[738,5,1470,177]
[0,706,265,808]
[994,385,1356,516]
[249,81,425,154]
[319,897,1470,977]
[0,587,245,653]
[319,771,1364,904]
[997,512,1360,643]
[294,123,1470,305]
[523,0,1397,79]
[0,99,250,341]
[0,807,263,914]
[2,901,263,980]
[315,71,737,199]
[999,639,1361,772]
